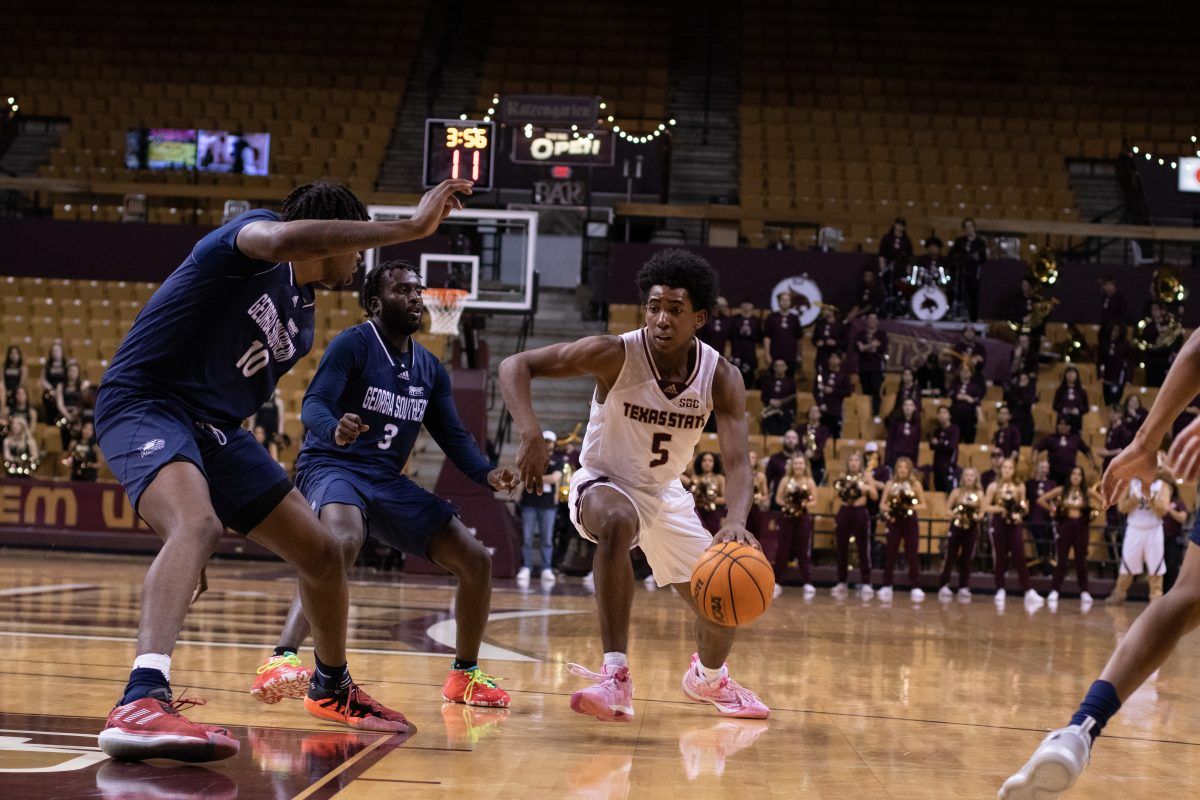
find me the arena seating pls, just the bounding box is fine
[737,0,1200,249]
[474,1,669,132]
[1,0,424,222]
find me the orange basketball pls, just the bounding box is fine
[690,541,775,627]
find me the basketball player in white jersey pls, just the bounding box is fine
[1000,327,1200,798]
[499,249,769,721]
[1108,470,1171,604]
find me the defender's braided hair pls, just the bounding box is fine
[360,259,420,317]
[281,181,369,222]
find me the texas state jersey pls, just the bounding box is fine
[100,209,315,426]
[579,328,717,490]
[296,321,493,484]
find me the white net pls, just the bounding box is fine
[425,288,468,335]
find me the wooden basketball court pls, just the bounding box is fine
[2,549,1197,799]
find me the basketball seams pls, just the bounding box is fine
[731,557,767,610]
[691,542,772,627]
[726,556,738,625]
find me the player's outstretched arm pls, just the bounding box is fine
[1108,329,1200,501]
[711,359,759,548]
[236,179,473,263]
[499,335,625,493]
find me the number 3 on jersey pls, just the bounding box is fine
[378,424,399,450]
[649,432,672,467]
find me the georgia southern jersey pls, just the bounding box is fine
[579,328,717,490]
[100,209,314,426]
[296,321,493,484]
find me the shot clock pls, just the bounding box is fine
[422,119,495,190]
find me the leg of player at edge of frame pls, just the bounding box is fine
[252,507,510,709]
[1000,327,1200,799]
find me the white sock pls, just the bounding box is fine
[695,660,723,684]
[603,651,627,669]
[132,653,171,682]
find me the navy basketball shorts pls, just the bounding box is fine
[95,388,292,534]
[295,465,456,558]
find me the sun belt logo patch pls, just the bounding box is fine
[139,439,166,457]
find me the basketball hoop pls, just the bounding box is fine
[424,288,469,335]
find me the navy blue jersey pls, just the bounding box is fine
[296,321,493,485]
[101,209,315,426]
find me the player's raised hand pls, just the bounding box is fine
[515,430,551,494]
[488,465,521,497]
[410,179,473,237]
[714,523,761,550]
[334,413,369,446]
[1169,415,1200,482]
[1101,439,1158,507]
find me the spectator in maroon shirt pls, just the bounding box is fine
[856,313,888,417]
[698,295,732,357]
[798,404,831,485]
[877,217,913,279]
[1011,332,1038,380]
[950,218,988,322]
[1097,405,1133,473]
[848,267,886,321]
[1123,394,1149,436]
[814,351,852,438]
[886,397,921,468]
[886,367,922,422]
[766,428,800,509]
[980,450,1006,490]
[1004,372,1036,445]
[1052,366,1089,434]
[954,325,987,376]
[915,351,945,398]
[759,358,797,436]
[1098,323,1133,407]
[1172,394,1200,440]
[811,305,844,374]
[948,364,984,444]
[992,405,1022,458]
[763,292,802,377]
[728,299,762,389]
[1034,417,1097,487]
[929,405,961,492]
[1098,275,1128,343]
[1025,459,1058,567]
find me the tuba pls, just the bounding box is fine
[1153,265,1188,305]
[950,491,981,529]
[1134,313,1182,351]
[1029,252,1059,287]
[1007,255,1059,335]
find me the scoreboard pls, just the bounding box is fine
[422,119,495,190]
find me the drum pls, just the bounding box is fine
[911,285,949,321]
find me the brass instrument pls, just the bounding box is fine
[1008,297,1059,335]
[950,491,981,529]
[691,475,720,512]
[1153,265,1188,305]
[834,474,863,503]
[1134,312,1182,352]
[557,461,573,504]
[884,481,918,522]
[1060,322,1087,362]
[782,479,811,518]
[1029,251,1059,287]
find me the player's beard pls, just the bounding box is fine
[380,303,423,336]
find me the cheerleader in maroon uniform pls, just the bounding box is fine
[879,457,926,602]
[1038,465,1101,604]
[937,467,984,601]
[832,450,879,598]
[689,452,726,535]
[773,454,817,596]
[984,458,1043,606]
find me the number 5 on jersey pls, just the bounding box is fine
[650,432,672,467]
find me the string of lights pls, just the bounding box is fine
[1127,135,1200,169]
[462,93,676,145]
